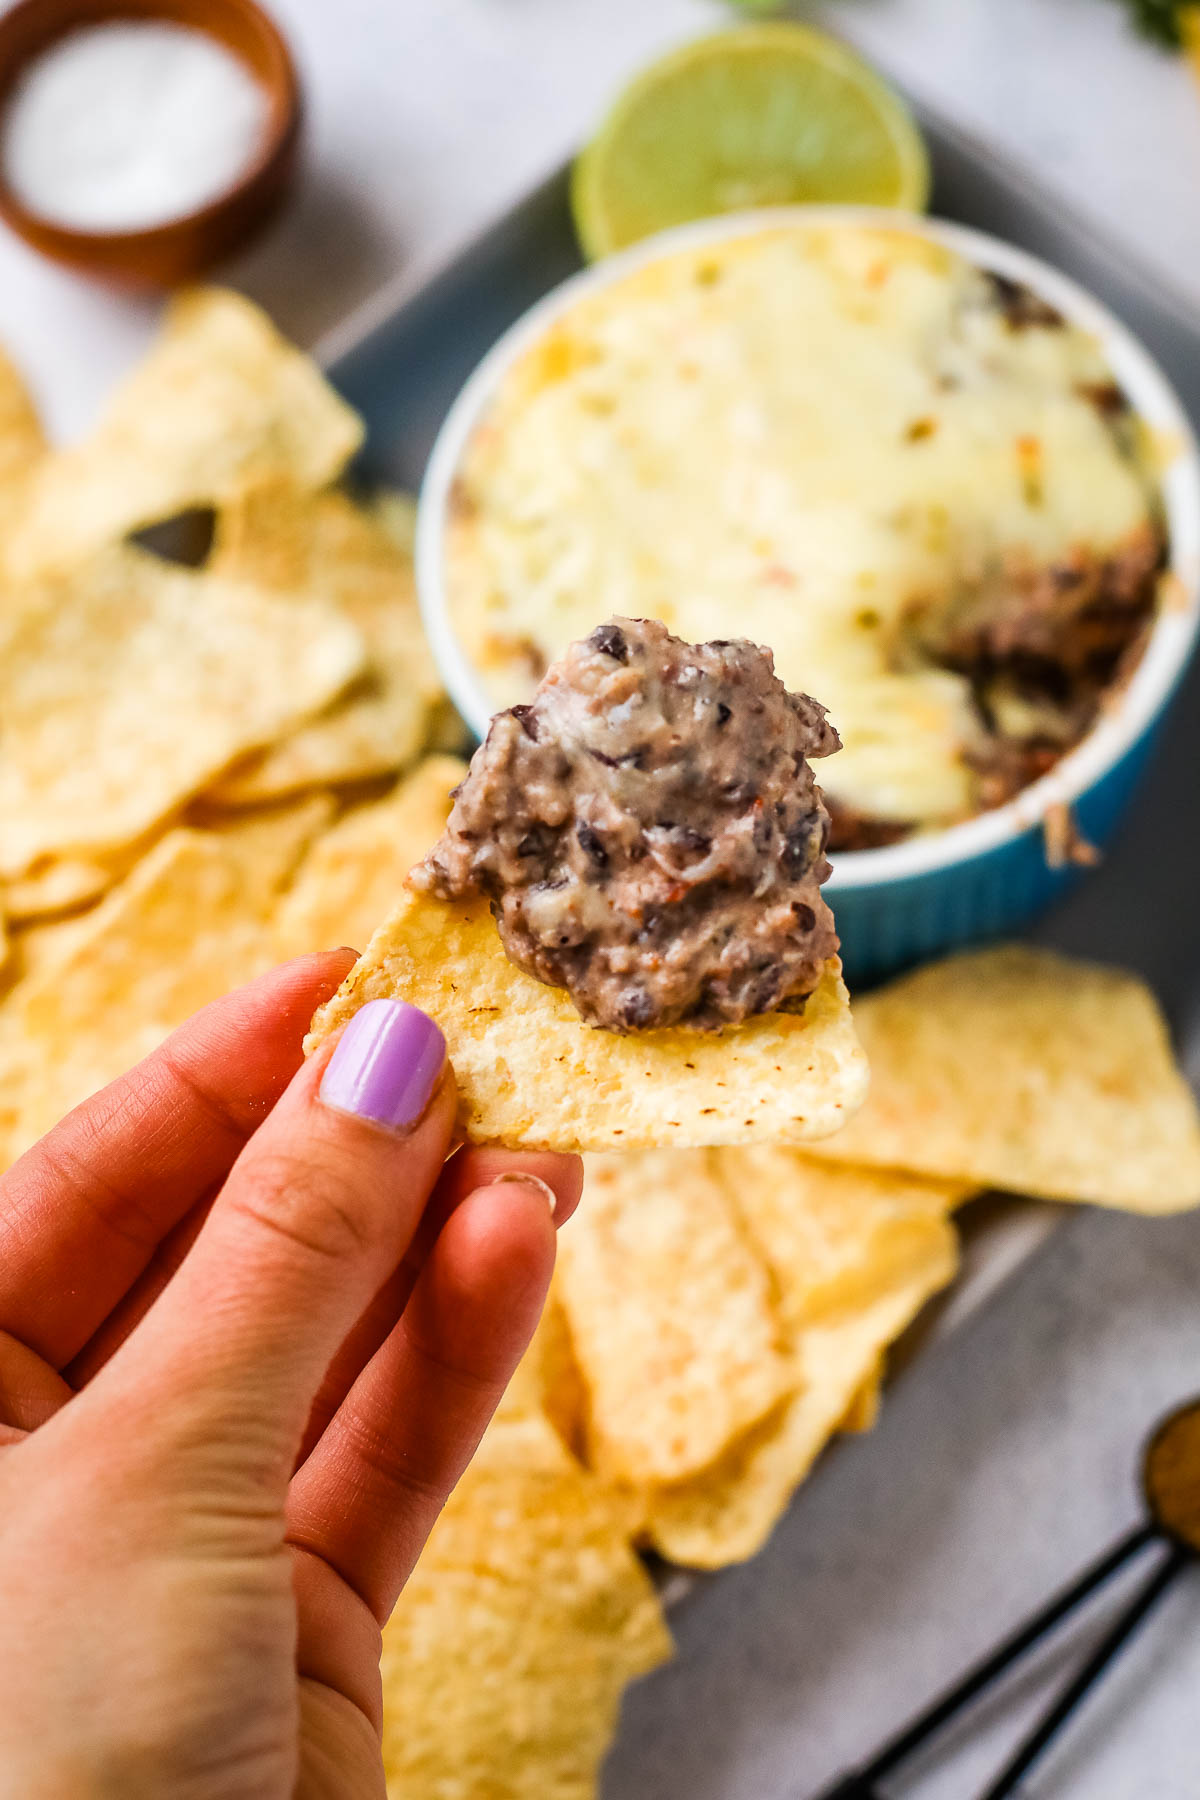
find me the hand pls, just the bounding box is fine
[0,950,581,1799]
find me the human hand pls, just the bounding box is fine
[0,950,581,1799]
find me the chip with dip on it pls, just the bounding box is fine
[307,617,867,1151]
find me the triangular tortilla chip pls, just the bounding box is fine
[273,756,465,960]
[558,1151,792,1485]
[0,348,43,501]
[0,796,330,1164]
[206,487,443,802]
[3,855,118,923]
[807,946,1200,1213]
[0,544,363,875]
[721,1144,969,1329]
[644,1248,955,1569]
[380,1412,671,1800]
[306,889,867,1152]
[641,1148,960,1566]
[4,288,362,579]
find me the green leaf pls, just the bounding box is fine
[1116,0,1184,48]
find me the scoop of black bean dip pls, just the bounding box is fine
[412,618,841,1033]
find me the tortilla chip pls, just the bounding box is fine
[557,1151,792,1486]
[306,889,867,1151]
[0,797,329,1163]
[206,487,442,802]
[0,349,44,498]
[808,946,1200,1213]
[370,486,418,554]
[0,543,363,876]
[4,288,362,580]
[380,1411,671,1800]
[3,855,118,922]
[630,1147,961,1567]
[498,1286,589,1462]
[273,756,466,960]
[838,1356,885,1434]
[644,1241,955,1569]
[8,911,98,988]
[720,1146,968,1330]
[0,903,8,979]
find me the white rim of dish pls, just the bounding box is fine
[417,205,1200,890]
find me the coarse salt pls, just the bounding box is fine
[1,21,269,234]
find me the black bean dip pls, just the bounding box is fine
[412,617,840,1033]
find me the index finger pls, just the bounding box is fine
[0,950,354,1368]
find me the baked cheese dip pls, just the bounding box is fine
[445,224,1166,849]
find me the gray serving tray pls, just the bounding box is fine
[316,94,1200,1381]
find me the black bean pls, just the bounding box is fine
[984,270,1064,331]
[791,902,816,932]
[620,987,655,1028]
[576,822,608,868]
[588,623,628,662]
[590,743,645,771]
[782,824,816,877]
[517,827,552,858]
[510,703,539,740]
[716,702,732,727]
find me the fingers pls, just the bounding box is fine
[0,951,354,1369]
[0,1331,72,1441]
[64,1191,215,1388]
[437,1146,583,1230]
[83,1000,456,1499]
[295,1148,582,1462]
[287,1174,556,1623]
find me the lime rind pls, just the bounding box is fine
[572,25,930,261]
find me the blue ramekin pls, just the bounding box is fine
[415,209,1200,987]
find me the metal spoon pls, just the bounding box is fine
[814,1395,1200,1800]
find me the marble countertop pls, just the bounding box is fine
[2,1,1198,1793]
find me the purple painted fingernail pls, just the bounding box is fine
[319,1000,445,1134]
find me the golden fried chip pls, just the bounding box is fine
[838,1357,884,1435]
[0,797,329,1161]
[5,289,362,580]
[273,756,466,960]
[721,1145,968,1330]
[306,890,867,1151]
[3,855,118,922]
[8,911,97,987]
[558,1152,792,1486]
[0,903,8,980]
[808,946,1200,1212]
[0,348,43,498]
[0,544,363,876]
[380,1412,671,1800]
[206,487,442,802]
[633,1148,962,1567]
[644,1225,958,1568]
[498,1287,589,1462]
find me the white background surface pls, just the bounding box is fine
[2,1,1199,1793]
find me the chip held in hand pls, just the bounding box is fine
[308,619,867,1151]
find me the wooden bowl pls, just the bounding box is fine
[0,0,302,286]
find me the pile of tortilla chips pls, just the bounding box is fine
[379,935,1200,1795]
[3,289,1200,1800]
[0,289,446,1161]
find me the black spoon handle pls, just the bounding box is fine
[810,1521,1159,1798]
[975,1541,1190,1800]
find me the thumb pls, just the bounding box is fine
[82,999,456,1498]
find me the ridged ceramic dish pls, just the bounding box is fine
[415,207,1200,985]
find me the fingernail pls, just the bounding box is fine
[319,1000,445,1134]
[488,1171,558,1218]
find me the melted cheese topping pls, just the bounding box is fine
[447,226,1160,827]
